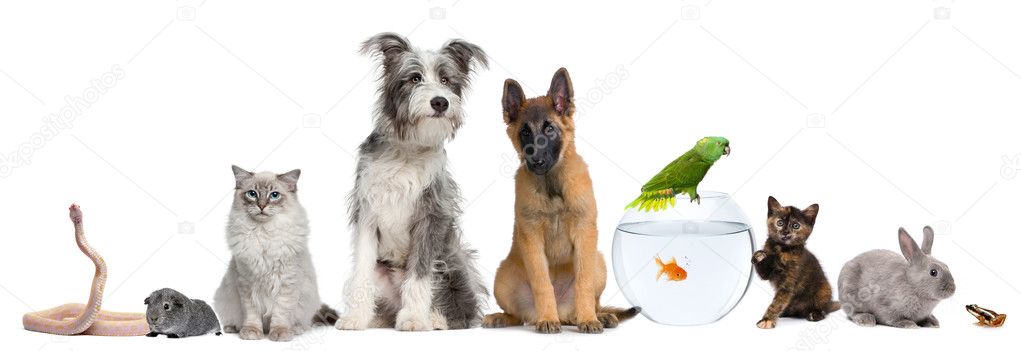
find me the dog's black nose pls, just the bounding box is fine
[532,159,545,167]
[430,97,449,113]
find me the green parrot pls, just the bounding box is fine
[625,136,730,212]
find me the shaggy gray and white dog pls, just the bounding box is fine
[336,32,489,331]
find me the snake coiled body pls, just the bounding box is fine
[22,204,149,336]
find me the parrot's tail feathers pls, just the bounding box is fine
[625,191,676,212]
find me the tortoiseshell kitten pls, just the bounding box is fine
[752,196,839,329]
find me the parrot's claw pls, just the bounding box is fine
[690,195,701,205]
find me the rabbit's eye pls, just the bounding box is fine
[163,303,170,311]
[929,269,938,277]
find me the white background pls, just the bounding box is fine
[2,1,1019,350]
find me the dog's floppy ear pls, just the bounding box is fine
[441,39,489,75]
[503,79,525,124]
[547,67,574,116]
[360,32,411,70]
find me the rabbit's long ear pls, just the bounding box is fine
[921,226,935,255]
[898,228,923,263]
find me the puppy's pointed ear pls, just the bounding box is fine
[503,79,525,124]
[360,32,411,70]
[547,67,574,116]
[441,39,489,76]
[232,165,253,189]
[278,169,301,192]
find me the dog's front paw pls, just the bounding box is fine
[756,318,776,329]
[577,320,604,334]
[268,326,293,342]
[535,320,561,334]
[239,325,263,340]
[336,312,372,331]
[396,309,433,332]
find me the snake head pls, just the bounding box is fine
[69,204,83,224]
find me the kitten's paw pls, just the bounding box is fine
[598,313,620,328]
[268,327,294,342]
[223,325,239,333]
[756,318,776,329]
[535,320,561,334]
[336,313,371,330]
[577,320,604,334]
[807,311,827,322]
[238,326,263,340]
[752,250,768,263]
[146,332,158,337]
[395,309,433,332]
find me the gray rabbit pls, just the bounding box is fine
[838,226,956,328]
[145,288,222,338]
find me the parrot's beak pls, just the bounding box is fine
[723,145,731,156]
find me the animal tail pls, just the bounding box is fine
[625,190,675,212]
[600,306,642,324]
[828,301,841,313]
[312,304,339,326]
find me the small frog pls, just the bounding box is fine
[966,304,1006,327]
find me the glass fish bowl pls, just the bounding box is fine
[611,191,755,326]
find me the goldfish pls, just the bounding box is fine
[655,256,688,282]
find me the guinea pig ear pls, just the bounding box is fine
[898,227,924,264]
[144,297,150,305]
[921,226,935,255]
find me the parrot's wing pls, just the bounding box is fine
[641,154,711,193]
[627,152,715,212]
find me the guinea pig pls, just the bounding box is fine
[144,288,221,338]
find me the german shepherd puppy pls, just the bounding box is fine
[482,68,639,334]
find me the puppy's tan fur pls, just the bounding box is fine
[482,68,637,334]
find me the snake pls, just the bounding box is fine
[22,204,150,336]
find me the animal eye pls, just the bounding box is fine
[163,303,170,311]
[776,220,785,227]
[930,269,938,277]
[792,223,800,229]
[544,125,554,135]
[440,77,449,85]
[521,128,531,138]
[410,75,422,84]
[246,190,258,198]
[270,191,281,199]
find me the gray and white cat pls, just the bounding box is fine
[213,165,325,342]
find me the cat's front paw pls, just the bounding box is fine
[268,326,293,342]
[752,250,768,263]
[756,318,776,329]
[396,309,433,332]
[336,312,372,331]
[239,325,263,340]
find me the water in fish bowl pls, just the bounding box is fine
[612,219,754,326]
